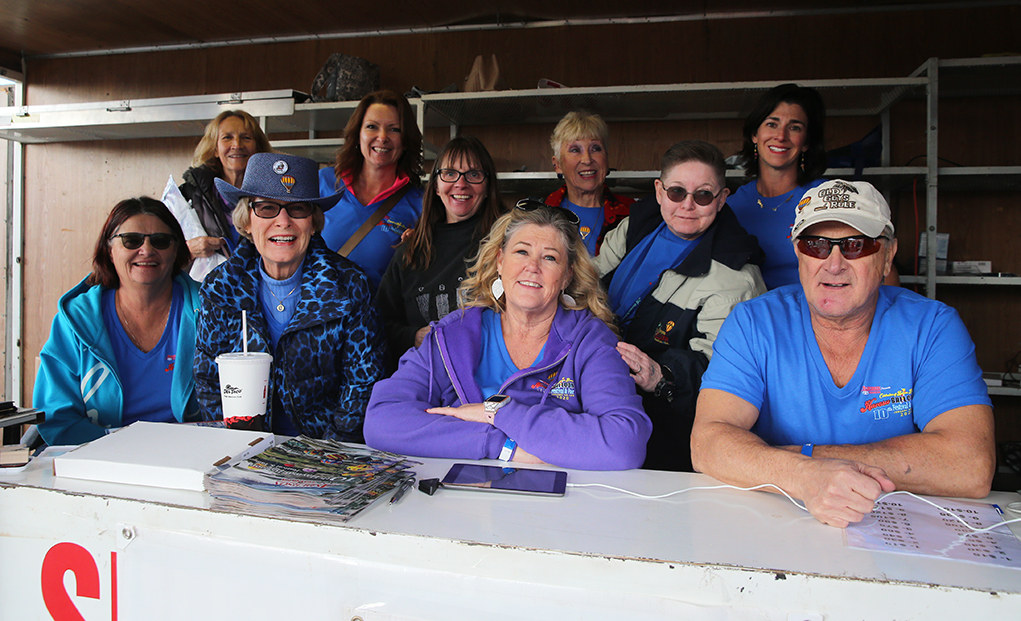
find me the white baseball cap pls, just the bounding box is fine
[791,180,894,239]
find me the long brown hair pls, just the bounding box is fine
[402,136,504,270]
[332,90,424,188]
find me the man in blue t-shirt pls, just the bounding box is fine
[691,180,995,528]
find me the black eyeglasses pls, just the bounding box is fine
[436,168,488,184]
[251,200,314,219]
[110,232,176,250]
[796,235,888,260]
[662,186,725,206]
[514,197,581,225]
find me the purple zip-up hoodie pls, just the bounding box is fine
[365,305,651,470]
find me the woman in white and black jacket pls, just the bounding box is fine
[596,140,766,472]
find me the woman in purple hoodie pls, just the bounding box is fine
[365,200,651,470]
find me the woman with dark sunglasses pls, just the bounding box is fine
[194,153,385,441]
[34,197,200,446]
[595,140,766,472]
[375,137,505,373]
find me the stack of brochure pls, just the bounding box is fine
[204,436,418,523]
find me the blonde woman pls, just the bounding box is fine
[180,110,272,262]
[365,201,651,471]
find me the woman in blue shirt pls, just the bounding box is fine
[729,84,829,289]
[34,197,200,445]
[319,90,425,289]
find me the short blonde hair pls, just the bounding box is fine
[459,206,617,334]
[550,110,610,160]
[192,110,272,174]
[232,197,326,243]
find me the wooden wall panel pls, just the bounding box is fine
[14,6,1021,444]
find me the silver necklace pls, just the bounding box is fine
[266,286,298,312]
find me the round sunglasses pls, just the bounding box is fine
[110,232,176,250]
[796,235,888,260]
[662,186,725,206]
[251,200,314,219]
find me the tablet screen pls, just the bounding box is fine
[441,463,567,496]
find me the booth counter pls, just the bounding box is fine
[1,448,1019,620]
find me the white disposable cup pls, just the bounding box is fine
[216,352,273,426]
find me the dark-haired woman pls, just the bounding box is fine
[319,90,425,289]
[376,137,505,368]
[730,84,828,290]
[34,198,199,446]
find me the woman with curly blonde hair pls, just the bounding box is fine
[365,201,651,471]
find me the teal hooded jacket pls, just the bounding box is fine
[34,273,201,445]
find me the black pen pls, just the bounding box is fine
[389,476,415,505]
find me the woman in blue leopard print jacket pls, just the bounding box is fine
[194,153,385,441]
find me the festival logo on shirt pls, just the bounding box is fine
[530,370,558,392]
[859,387,912,421]
[654,320,675,345]
[550,377,577,400]
[580,226,591,240]
[378,215,411,236]
[164,354,176,373]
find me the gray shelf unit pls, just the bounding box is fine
[0,90,436,163]
[421,78,927,196]
[908,57,1021,299]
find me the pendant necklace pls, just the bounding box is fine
[758,190,796,212]
[266,286,298,312]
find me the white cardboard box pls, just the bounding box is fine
[53,421,275,491]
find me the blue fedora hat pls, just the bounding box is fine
[215,153,344,211]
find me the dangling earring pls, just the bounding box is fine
[556,172,564,180]
[491,277,505,299]
[800,152,805,172]
[753,144,758,161]
[561,290,576,307]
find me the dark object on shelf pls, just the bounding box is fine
[309,54,380,103]
[827,125,882,178]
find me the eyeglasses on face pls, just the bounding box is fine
[436,168,488,184]
[110,232,176,250]
[514,197,582,226]
[796,235,888,260]
[662,186,725,206]
[250,200,314,219]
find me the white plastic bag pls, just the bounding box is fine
[161,175,227,281]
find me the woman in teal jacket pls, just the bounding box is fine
[34,197,201,446]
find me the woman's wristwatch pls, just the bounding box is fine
[654,364,676,403]
[483,394,510,424]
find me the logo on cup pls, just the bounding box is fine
[223,383,243,398]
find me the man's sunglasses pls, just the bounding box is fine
[251,200,314,219]
[796,235,888,260]
[110,232,176,250]
[662,186,724,206]
[514,198,581,225]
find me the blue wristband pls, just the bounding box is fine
[499,438,517,461]
[801,443,814,457]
